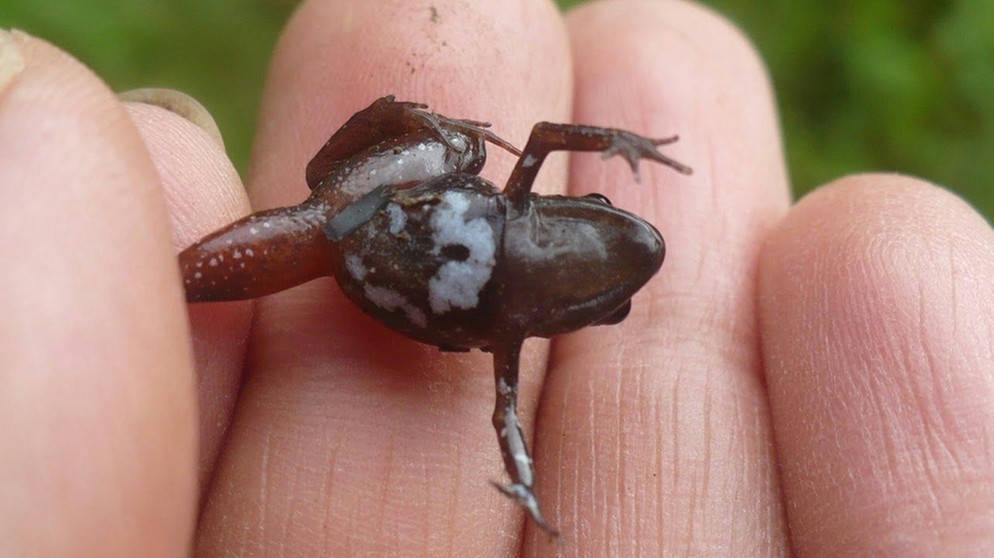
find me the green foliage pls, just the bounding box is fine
[2,0,990,220]
[704,0,994,217]
[0,0,291,173]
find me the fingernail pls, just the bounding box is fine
[0,29,26,95]
[119,87,225,149]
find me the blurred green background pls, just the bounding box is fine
[3,0,991,219]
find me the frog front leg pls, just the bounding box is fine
[503,122,692,210]
[491,339,560,540]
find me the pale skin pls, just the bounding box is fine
[2,0,994,555]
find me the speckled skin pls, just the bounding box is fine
[179,96,691,538]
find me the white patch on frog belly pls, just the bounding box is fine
[385,203,407,235]
[345,254,367,281]
[428,191,496,314]
[364,284,427,328]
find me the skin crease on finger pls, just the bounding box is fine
[530,1,791,556]
[0,32,197,556]
[761,175,994,555]
[194,0,572,556]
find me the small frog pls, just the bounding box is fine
[180,96,691,538]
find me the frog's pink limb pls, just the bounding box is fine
[179,204,335,302]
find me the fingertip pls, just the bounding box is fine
[761,172,994,317]
[122,99,247,248]
[760,173,994,554]
[251,0,572,208]
[120,88,225,149]
[566,0,783,204]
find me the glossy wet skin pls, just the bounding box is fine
[179,95,691,537]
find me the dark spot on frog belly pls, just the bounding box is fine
[439,244,470,261]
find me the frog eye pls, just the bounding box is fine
[583,192,613,206]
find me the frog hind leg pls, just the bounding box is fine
[179,203,334,302]
[306,96,425,188]
[490,338,562,540]
[306,96,519,189]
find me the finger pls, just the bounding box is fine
[534,1,790,553]
[760,175,994,555]
[0,31,196,556]
[195,1,572,555]
[122,92,253,499]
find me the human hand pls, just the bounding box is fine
[3,1,993,556]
